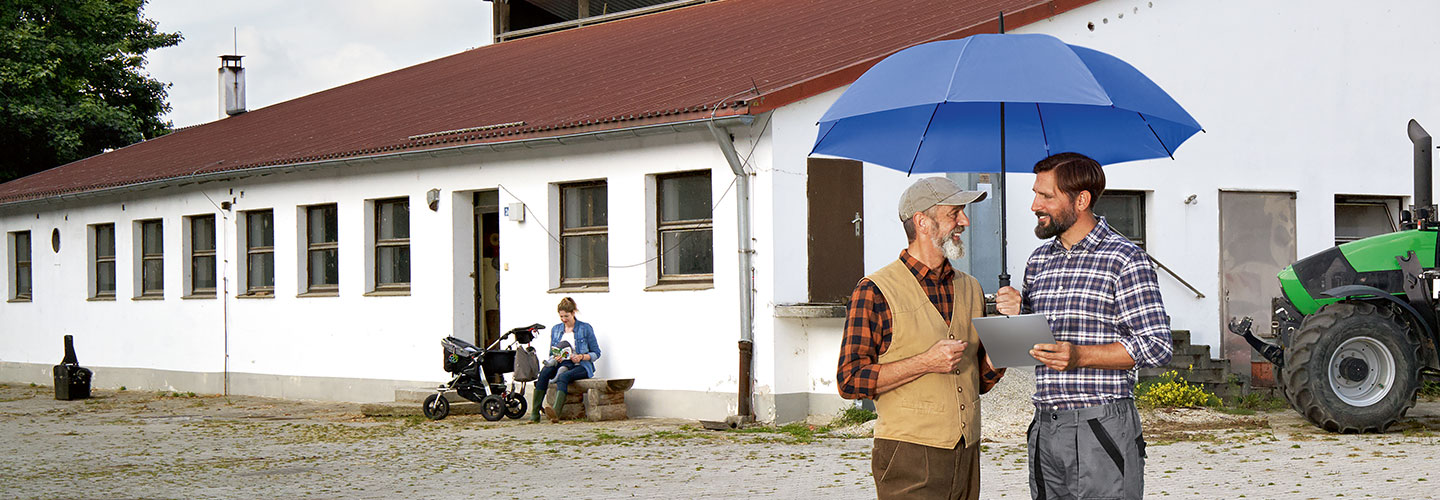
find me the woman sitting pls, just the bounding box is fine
[529,297,602,423]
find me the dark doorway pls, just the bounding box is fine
[808,158,865,304]
[474,191,501,348]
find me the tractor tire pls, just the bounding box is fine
[1281,301,1422,433]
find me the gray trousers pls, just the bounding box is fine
[1027,399,1146,500]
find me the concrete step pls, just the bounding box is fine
[396,387,463,404]
[1171,330,1190,346]
[1139,365,1228,384]
[362,400,485,418]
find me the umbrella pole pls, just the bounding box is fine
[998,102,1010,288]
[997,11,1011,289]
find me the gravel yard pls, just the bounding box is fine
[3,381,1438,499]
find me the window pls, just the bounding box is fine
[306,204,339,292]
[1094,190,1146,249]
[1336,196,1401,245]
[92,223,115,298]
[10,231,31,301]
[374,198,409,290]
[138,219,164,297]
[656,171,713,282]
[245,210,274,295]
[188,215,216,296]
[560,181,608,285]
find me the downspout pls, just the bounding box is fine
[707,120,755,423]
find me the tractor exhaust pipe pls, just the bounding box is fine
[1409,119,1433,226]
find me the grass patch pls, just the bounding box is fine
[729,422,832,443]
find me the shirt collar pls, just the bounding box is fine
[899,249,954,282]
[1047,216,1112,254]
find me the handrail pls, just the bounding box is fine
[1149,254,1205,298]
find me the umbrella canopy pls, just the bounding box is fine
[810,33,1201,286]
[810,33,1202,174]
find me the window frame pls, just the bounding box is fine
[305,203,340,294]
[187,214,217,297]
[1094,190,1147,250]
[138,219,164,298]
[558,180,609,287]
[655,171,714,284]
[92,223,116,299]
[11,231,31,301]
[244,209,275,296]
[373,198,410,292]
[1334,195,1402,245]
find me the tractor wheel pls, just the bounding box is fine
[1281,301,1422,433]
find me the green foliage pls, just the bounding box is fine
[833,407,877,426]
[1420,380,1440,399]
[1136,370,1220,408]
[0,0,182,181]
[1226,391,1288,412]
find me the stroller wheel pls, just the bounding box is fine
[504,393,527,420]
[480,395,506,422]
[423,394,450,421]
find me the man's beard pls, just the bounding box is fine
[931,229,965,260]
[1034,206,1078,239]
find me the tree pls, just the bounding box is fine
[0,0,181,182]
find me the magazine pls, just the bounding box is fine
[550,341,573,360]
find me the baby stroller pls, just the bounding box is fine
[423,323,544,421]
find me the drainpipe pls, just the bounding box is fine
[707,120,755,423]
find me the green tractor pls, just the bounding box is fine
[1230,119,1438,433]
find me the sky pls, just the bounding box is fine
[141,0,494,129]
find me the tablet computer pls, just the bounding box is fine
[973,313,1057,368]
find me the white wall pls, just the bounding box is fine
[1004,0,1440,349]
[0,130,753,407]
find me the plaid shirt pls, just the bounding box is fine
[1022,217,1173,410]
[837,251,1003,400]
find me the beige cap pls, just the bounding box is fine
[897,177,987,220]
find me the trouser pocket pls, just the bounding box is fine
[1078,415,1127,499]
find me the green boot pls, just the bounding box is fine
[528,388,546,423]
[545,387,568,423]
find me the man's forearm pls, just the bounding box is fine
[1078,342,1137,370]
[874,356,932,395]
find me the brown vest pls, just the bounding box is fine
[868,259,982,449]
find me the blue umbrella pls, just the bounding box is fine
[810,33,1202,285]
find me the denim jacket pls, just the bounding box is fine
[550,320,601,377]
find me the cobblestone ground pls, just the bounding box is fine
[2,384,1438,499]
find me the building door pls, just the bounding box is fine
[1219,191,1296,384]
[807,158,864,303]
[474,191,501,348]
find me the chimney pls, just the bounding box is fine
[218,54,246,118]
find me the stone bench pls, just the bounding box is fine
[547,378,633,421]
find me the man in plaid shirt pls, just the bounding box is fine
[837,177,1005,500]
[997,153,1172,500]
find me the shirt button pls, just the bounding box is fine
[957,387,963,393]
[1051,413,1058,420]
[948,334,955,339]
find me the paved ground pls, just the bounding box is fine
[3,383,1439,499]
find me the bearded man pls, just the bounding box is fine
[837,176,1005,500]
[995,152,1173,500]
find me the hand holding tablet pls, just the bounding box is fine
[972,314,1057,368]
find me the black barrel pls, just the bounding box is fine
[53,335,92,400]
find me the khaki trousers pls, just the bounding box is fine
[872,438,979,500]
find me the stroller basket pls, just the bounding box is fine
[481,350,516,375]
[441,337,481,374]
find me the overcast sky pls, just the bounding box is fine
[142,0,494,129]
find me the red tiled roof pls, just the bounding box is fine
[0,0,1096,205]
